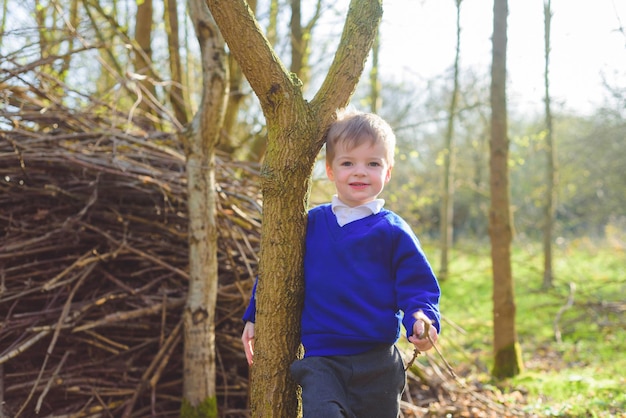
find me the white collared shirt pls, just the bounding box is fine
[331,195,385,227]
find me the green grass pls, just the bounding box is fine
[427,240,625,417]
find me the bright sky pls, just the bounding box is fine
[378,0,626,114]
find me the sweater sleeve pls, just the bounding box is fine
[390,216,441,336]
[242,278,258,323]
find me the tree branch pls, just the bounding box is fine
[205,0,294,115]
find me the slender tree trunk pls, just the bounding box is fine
[56,0,78,82]
[206,1,382,415]
[289,0,321,89]
[165,0,189,125]
[267,0,279,45]
[34,0,46,55]
[35,0,50,78]
[542,0,557,289]
[83,1,121,95]
[489,0,523,379]
[182,0,229,415]
[133,0,158,129]
[243,0,278,162]
[219,54,245,155]
[219,0,258,157]
[290,0,304,77]
[0,0,8,49]
[439,0,462,281]
[369,27,381,113]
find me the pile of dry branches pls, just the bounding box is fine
[1,93,261,416]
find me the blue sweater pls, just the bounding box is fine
[243,204,440,357]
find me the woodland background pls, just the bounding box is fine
[1,0,625,417]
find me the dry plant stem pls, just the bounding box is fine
[35,350,70,413]
[404,310,433,370]
[73,298,185,333]
[0,331,50,365]
[554,282,576,344]
[407,311,458,379]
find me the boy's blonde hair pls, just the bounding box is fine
[324,109,396,167]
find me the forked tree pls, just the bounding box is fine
[206,1,383,416]
[181,0,228,415]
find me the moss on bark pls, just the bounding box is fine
[180,397,218,418]
[492,342,524,379]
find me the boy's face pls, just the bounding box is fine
[326,139,392,207]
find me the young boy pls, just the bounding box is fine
[242,109,441,417]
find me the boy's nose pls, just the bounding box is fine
[354,164,367,175]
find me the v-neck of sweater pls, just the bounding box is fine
[322,204,387,242]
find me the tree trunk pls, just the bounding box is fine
[0,0,8,49]
[165,0,189,125]
[542,0,557,289]
[290,0,304,77]
[489,0,523,379]
[85,1,122,96]
[289,0,322,89]
[218,0,256,157]
[133,0,158,129]
[206,1,382,416]
[267,0,279,46]
[34,0,47,63]
[438,0,462,282]
[182,0,229,415]
[369,27,381,113]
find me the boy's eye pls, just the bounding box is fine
[340,161,353,167]
[368,162,381,167]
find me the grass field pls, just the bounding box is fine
[429,239,625,417]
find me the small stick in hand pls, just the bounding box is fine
[405,310,432,370]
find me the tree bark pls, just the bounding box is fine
[542,0,557,289]
[165,0,189,125]
[133,0,158,129]
[182,0,228,414]
[438,0,462,281]
[489,0,523,379]
[206,1,382,416]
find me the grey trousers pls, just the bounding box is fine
[290,344,406,418]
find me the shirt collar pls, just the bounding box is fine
[331,195,385,226]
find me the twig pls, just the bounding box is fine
[35,350,71,413]
[73,298,185,332]
[0,331,50,365]
[554,282,576,344]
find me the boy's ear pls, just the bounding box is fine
[326,163,335,181]
[385,166,393,183]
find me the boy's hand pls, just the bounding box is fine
[241,321,255,365]
[408,312,438,352]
